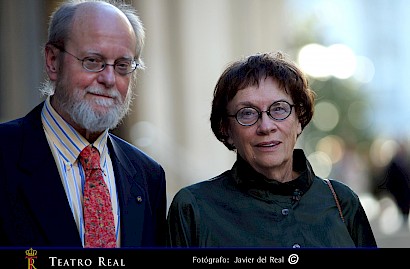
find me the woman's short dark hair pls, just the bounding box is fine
[210,51,316,150]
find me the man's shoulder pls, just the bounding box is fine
[108,133,145,155]
[0,103,43,135]
[0,115,27,141]
[108,133,163,169]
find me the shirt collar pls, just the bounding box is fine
[41,96,109,165]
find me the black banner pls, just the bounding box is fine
[1,247,397,268]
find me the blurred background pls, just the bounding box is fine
[1,0,410,247]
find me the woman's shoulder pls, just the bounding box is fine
[324,178,358,195]
[318,177,361,208]
[178,170,231,194]
[170,170,233,205]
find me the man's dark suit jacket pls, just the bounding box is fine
[0,102,167,247]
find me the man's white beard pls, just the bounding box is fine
[67,88,130,133]
[43,80,133,133]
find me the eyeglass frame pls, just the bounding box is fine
[227,100,295,126]
[55,46,139,75]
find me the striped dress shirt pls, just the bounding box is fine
[40,97,120,247]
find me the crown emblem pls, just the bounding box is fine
[25,248,37,257]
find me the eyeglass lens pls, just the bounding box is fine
[236,101,292,125]
[82,56,137,74]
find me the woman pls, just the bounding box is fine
[166,51,377,248]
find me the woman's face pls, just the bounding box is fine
[226,77,302,179]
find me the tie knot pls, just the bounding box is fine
[79,145,101,170]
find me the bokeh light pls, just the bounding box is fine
[316,135,345,164]
[369,138,400,168]
[312,101,340,132]
[307,151,332,178]
[298,43,357,80]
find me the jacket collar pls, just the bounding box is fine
[231,149,315,201]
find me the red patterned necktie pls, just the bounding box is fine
[79,145,116,248]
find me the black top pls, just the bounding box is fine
[166,149,377,248]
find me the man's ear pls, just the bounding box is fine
[44,45,60,81]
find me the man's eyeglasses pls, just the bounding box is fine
[59,48,138,75]
[228,100,295,126]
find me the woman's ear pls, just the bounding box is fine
[44,45,60,81]
[226,127,235,148]
[298,123,302,136]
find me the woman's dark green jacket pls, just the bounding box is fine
[166,149,377,248]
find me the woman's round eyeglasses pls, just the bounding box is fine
[228,100,295,126]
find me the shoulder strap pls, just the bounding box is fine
[324,178,345,223]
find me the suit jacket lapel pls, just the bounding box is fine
[18,103,81,246]
[108,136,146,247]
